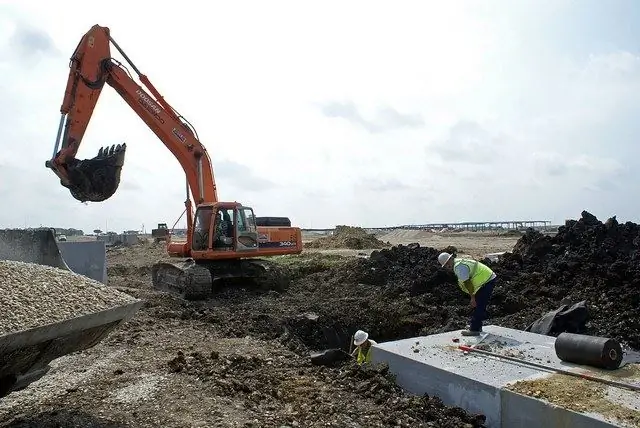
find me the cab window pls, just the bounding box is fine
[192,207,213,250]
[243,208,257,232]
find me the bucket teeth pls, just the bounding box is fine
[63,143,127,203]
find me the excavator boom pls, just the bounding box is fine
[46,25,217,209]
[46,25,302,300]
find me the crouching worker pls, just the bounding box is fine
[351,330,377,365]
[438,252,497,336]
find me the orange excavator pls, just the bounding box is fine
[45,24,302,300]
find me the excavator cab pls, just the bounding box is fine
[191,203,259,253]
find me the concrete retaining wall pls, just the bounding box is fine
[371,326,636,428]
[58,240,107,284]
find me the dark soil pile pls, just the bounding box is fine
[491,210,640,349]
[285,211,640,352]
[305,225,390,250]
[165,349,485,427]
[279,244,470,352]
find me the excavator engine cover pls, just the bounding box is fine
[64,143,126,202]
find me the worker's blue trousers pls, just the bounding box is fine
[469,278,496,332]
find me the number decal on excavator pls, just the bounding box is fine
[279,241,296,247]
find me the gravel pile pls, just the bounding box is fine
[305,226,390,250]
[0,260,137,335]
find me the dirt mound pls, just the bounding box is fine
[281,210,640,351]
[305,225,390,250]
[349,243,457,295]
[274,244,469,352]
[166,349,485,427]
[490,210,640,349]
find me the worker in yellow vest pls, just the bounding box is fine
[351,330,377,365]
[438,252,497,336]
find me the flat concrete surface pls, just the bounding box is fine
[372,325,640,428]
[58,240,107,284]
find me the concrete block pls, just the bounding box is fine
[58,240,107,284]
[372,325,640,428]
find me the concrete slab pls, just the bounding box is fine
[372,325,640,428]
[58,241,107,284]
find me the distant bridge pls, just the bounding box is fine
[168,220,552,235]
[301,220,552,233]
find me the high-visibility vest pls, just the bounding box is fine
[454,258,494,295]
[357,346,373,364]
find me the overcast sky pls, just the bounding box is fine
[1,0,639,232]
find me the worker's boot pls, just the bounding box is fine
[461,329,481,336]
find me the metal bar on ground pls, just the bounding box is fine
[458,345,640,393]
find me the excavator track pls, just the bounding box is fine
[151,258,290,301]
[151,260,214,300]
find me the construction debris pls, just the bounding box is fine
[305,225,390,250]
[0,260,136,335]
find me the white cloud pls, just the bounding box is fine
[0,0,639,232]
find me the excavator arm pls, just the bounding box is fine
[45,25,218,210]
[46,25,303,301]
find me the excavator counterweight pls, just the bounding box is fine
[46,24,303,300]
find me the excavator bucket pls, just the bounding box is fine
[64,143,126,203]
[0,228,142,397]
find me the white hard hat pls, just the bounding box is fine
[353,330,369,346]
[438,252,453,267]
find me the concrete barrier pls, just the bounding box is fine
[58,240,107,284]
[0,228,70,270]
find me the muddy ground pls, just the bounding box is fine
[0,235,508,428]
[1,214,637,427]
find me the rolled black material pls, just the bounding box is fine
[555,332,623,370]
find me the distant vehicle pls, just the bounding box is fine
[151,223,170,243]
[57,235,67,242]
